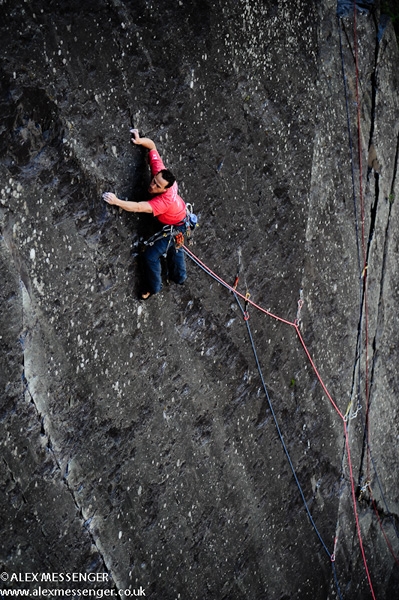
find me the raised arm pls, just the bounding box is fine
[102,192,153,214]
[130,129,156,150]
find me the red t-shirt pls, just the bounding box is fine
[147,149,187,225]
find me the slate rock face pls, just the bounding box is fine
[1,0,399,598]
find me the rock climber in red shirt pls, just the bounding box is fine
[103,129,188,299]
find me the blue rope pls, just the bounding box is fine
[233,292,344,599]
[232,294,330,556]
[182,248,346,597]
[182,246,237,290]
[182,248,345,596]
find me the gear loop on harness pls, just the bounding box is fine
[135,204,199,253]
[143,225,173,247]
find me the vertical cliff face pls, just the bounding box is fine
[1,0,399,598]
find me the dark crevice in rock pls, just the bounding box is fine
[390,129,399,198]
[367,172,379,254]
[355,208,377,489]
[335,23,367,519]
[352,22,382,490]
[20,316,115,588]
[356,154,398,519]
[367,139,397,399]
[356,29,398,490]
[356,484,399,531]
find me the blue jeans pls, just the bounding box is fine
[142,225,187,294]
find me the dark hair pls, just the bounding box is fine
[159,168,176,189]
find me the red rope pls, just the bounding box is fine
[182,244,296,327]
[183,240,379,596]
[344,421,376,600]
[354,0,371,479]
[184,245,343,419]
[182,10,380,592]
[295,326,344,420]
[353,3,398,576]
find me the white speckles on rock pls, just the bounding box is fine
[1,3,398,597]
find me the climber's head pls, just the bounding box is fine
[148,169,175,194]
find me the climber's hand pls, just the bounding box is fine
[103,192,118,205]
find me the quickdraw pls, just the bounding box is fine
[243,292,250,321]
[358,479,371,502]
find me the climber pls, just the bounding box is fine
[103,129,188,300]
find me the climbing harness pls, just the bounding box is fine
[135,203,199,255]
[140,224,175,247]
